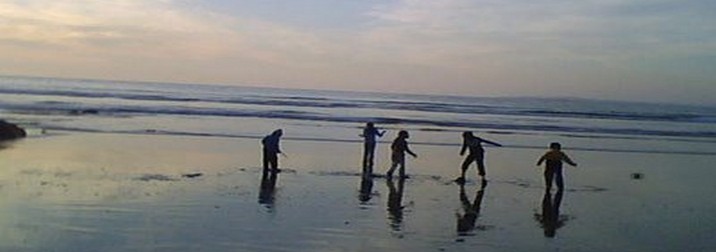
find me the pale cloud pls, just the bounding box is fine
[364,0,716,63]
[0,0,341,82]
[0,0,247,58]
[355,0,715,102]
[0,0,714,104]
[1,0,334,61]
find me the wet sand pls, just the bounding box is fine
[0,132,715,251]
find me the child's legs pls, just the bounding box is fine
[399,159,406,177]
[368,147,376,169]
[473,152,485,176]
[364,161,373,175]
[460,156,475,177]
[387,160,399,176]
[476,157,486,176]
[544,168,555,190]
[554,167,564,190]
[262,150,271,171]
[268,156,278,171]
[362,149,374,175]
[388,153,404,176]
[363,142,375,167]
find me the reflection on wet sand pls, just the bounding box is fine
[535,189,567,238]
[359,174,374,203]
[386,178,405,231]
[258,171,278,210]
[456,180,487,236]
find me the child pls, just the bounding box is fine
[536,142,577,191]
[457,131,502,183]
[262,129,283,174]
[361,122,386,174]
[386,130,417,178]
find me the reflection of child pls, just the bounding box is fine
[458,131,501,183]
[386,130,417,178]
[360,122,385,173]
[537,142,577,191]
[456,183,486,235]
[262,129,283,173]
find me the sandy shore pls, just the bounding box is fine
[0,131,714,251]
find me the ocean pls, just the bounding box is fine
[1,75,715,155]
[1,75,716,251]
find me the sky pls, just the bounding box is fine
[0,0,714,104]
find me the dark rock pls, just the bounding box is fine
[0,120,26,140]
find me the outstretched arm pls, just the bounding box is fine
[536,154,546,166]
[563,153,577,166]
[481,138,502,147]
[377,130,386,137]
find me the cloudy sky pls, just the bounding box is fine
[0,0,714,104]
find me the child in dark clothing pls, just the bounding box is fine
[262,129,283,174]
[386,130,417,178]
[537,142,577,191]
[457,131,502,184]
[361,122,385,174]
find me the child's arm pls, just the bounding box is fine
[536,153,546,166]
[562,153,577,166]
[482,138,503,147]
[459,139,468,156]
[406,144,418,158]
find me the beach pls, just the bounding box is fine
[2,0,715,250]
[0,129,714,251]
[0,77,715,251]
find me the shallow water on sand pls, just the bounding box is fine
[0,133,714,251]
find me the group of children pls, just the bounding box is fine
[262,123,578,191]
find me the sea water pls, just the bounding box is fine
[1,75,714,153]
[1,75,715,252]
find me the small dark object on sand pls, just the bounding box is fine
[182,173,203,178]
[631,173,643,180]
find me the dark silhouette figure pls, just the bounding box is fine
[457,131,502,184]
[262,129,283,176]
[537,142,577,191]
[358,174,374,203]
[535,189,566,238]
[0,120,26,140]
[258,170,278,209]
[386,130,417,178]
[456,180,488,236]
[361,122,385,175]
[386,177,405,231]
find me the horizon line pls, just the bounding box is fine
[1,74,713,108]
